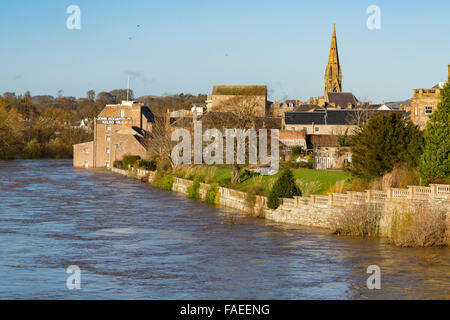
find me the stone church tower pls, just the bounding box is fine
[324,25,342,100]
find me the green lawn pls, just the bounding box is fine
[227,167,349,196]
[174,165,350,196]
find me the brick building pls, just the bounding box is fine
[73,101,153,168]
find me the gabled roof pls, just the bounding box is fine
[279,130,306,140]
[141,106,154,122]
[309,135,340,147]
[326,92,358,108]
[294,104,321,112]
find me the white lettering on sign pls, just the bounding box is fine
[96,117,131,125]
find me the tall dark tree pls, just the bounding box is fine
[268,169,301,209]
[419,80,450,184]
[350,113,424,180]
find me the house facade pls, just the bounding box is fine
[410,65,448,129]
[73,101,153,168]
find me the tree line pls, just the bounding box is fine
[0,89,207,160]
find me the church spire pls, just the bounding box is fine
[324,24,342,99]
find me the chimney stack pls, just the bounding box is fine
[448,64,450,80]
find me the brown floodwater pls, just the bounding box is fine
[0,160,448,299]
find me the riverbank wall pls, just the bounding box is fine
[111,167,450,239]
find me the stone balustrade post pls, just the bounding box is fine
[328,193,334,207]
[408,186,414,200]
[387,188,392,200]
[430,184,438,197]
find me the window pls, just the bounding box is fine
[415,106,418,116]
[106,147,110,154]
[120,109,125,118]
[106,162,110,168]
[84,161,89,168]
[425,106,433,115]
[84,147,89,154]
[115,144,119,149]
[106,135,111,142]
[106,124,111,131]
[315,127,319,132]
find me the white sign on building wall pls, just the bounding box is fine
[96,117,131,125]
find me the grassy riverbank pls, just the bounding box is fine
[171,165,350,196]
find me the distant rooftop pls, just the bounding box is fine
[326,92,358,108]
[285,109,407,125]
[212,85,267,96]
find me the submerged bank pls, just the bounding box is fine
[112,166,450,247]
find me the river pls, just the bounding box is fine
[0,160,448,299]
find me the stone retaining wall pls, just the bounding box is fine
[110,167,450,237]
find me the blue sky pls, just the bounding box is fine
[0,0,449,103]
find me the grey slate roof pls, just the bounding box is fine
[285,110,407,125]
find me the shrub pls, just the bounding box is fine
[329,203,382,237]
[187,179,201,199]
[291,145,303,156]
[267,169,301,209]
[152,171,174,191]
[295,179,321,197]
[324,180,347,194]
[113,160,123,169]
[205,183,220,205]
[135,159,157,171]
[204,167,217,184]
[389,204,447,247]
[122,155,141,168]
[240,169,259,182]
[380,164,420,189]
[24,138,41,159]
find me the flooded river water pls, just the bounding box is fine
[0,160,448,299]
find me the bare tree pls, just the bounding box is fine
[208,89,268,184]
[145,114,179,172]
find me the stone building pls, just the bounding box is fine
[309,135,352,170]
[283,110,359,135]
[410,64,449,129]
[279,130,307,156]
[206,85,268,117]
[73,101,153,168]
[283,109,408,135]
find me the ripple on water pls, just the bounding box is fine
[0,159,449,299]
